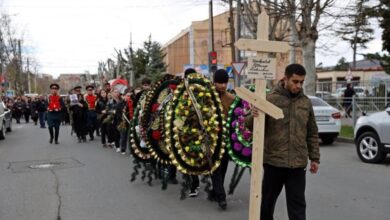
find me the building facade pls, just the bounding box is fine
[163,10,300,81]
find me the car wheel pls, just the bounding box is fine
[321,136,336,145]
[356,131,386,163]
[0,123,5,140]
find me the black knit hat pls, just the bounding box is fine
[213,69,229,83]
[184,68,197,77]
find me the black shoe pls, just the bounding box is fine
[89,136,94,141]
[169,178,179,185]
[55,141,59,144]
[218,200,227,210]
[49,138,53,144]
[207,191,217,202]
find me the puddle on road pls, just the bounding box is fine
[29,162,65,169]
[8,158,84,173]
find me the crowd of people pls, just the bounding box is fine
[2,64,320,220]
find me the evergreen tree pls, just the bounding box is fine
[146,41,167,82]
[336,0,374,69]
[132,48,148,82]
[365,0,390,74]
[334,57,350,71]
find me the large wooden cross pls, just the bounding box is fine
[234,12,289,220]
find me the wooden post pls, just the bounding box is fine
[234,12,289,220]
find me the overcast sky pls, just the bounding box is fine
[2,0,383,78]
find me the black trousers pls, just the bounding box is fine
[100,123,109,144]
[261,164,306,220]
[210,153,229,202]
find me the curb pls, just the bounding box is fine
[336,137,354,144]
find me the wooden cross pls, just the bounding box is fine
[234,12,289,220]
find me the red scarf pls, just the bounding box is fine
[85,95,96,110]
[127,99,134,119]
[48,95,61,111]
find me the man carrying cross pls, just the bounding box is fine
[251,64,320,220]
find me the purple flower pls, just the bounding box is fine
[242,100,250,109]
[231,133,238,141]
[231,120,238,127]
[238,116,245,123]
[233,142,243,152]
[243,130,252,140]
[241,147,252,157]
[234,107,244,116]
[239,125,245,131]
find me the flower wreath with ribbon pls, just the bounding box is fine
[225,96,253,167]
[141,74,182,166]
[165,73,226,175]
[129,89,153,162]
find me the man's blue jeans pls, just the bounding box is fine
[38,112,46,128]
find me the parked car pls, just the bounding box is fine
[315,91,333,99]
[309,96,341,144]
[0,100,12,140]
[354,107,390,163]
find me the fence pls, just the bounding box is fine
[316,80,389,99]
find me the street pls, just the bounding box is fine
[0,123,389,220]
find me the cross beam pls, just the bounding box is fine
[233,12,289,220]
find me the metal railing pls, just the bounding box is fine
[319,96,389,127]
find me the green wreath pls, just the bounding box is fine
[129,90,153,162]
[225,96,253,167]
[165,74,226,175]
[141,74,182,166]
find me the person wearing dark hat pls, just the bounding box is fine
[73,85,82,94]
[183,68,202,198]
[85,85,98,141]
[207,69,235,210]
[47,83,65,144]
[184,68,197,78]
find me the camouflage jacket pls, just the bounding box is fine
[246,81,320,168]
[264,81,320,168]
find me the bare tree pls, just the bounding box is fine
[237,0,338,95]
[0,12,33,94]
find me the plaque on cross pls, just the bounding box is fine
[234,12,289,220]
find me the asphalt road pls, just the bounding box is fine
[0,122,389,220]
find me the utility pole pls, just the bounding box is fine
[129,33,135,88]
[208,0,215,78]
[34,66,37,93]
[289,0,297,64]
[229,0,235,62]
[27,58,31,93]
[209,0,215,52]
[235,0,242,87]
[16,40,22,93]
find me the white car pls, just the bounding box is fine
[0,100,12,140]
[309,96,341,144]
[354,107,390,163]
